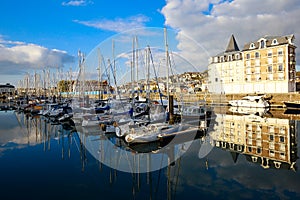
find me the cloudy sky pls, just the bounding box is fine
[0,0,299,85]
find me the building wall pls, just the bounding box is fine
[208,35,296,94]
[0,84,15,95]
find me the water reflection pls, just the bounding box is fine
[0,108,299,199]
[210,106,298,171]
[1,108,298,173]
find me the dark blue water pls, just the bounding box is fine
[0,110,299,200]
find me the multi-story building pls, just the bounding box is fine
[208,35,243,94]
[0,83,15,97]
[208,34,296,94]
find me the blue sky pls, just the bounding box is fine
[0,0,299,86]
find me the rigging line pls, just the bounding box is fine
[108,60,128,111]
[172,156,182,200]
[71,132,82,153]
[168,51,176,77]
[154,152,166,199]
[14,112,28,137]
[105,59,112,90]
[148,46,164,107]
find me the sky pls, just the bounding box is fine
[0,0,299,86]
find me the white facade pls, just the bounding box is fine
[208,35,296,94]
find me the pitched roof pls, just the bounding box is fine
[243,34,295,50]
[225,34,240,53]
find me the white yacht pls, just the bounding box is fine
[228,95,270,108]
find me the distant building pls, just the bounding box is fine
[0,83,15,96]
[208,34,296,94]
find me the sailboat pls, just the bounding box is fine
[123,28,183,144]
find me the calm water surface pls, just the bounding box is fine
[0,109,299,200]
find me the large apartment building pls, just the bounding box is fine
[208,34,296,94]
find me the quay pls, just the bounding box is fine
[146,92,300,108]
[1,90,299,108]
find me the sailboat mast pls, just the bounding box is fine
[132,37,135,100]
[135,36,139,93]
[164,27,175,124]
[164,27,170,101]
[112,40,116,93]
[97,48,102,99]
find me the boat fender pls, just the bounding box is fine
[100,123,106,131]
[130,128,135,134]
[115,126,122,137]
[113,121,118,127]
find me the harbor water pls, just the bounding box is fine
[0,108,299,200]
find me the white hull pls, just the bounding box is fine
[125,123,181,144]
[228,95,269,108]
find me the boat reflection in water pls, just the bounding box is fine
[209,106,298,171]
[13,106,297,173]
[1,108,299,199]
[76,121,206,173]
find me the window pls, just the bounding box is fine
[255,52,260,58]
[272,39,278,45]
[257,148,261,154]
[270,134,274,141]
[260,40,265,48]
[267,51,272,57]
[246,53,250,60]
[215,78,218,82]
[278,64,283,72]
[256,75,261,81]
[250,43,255,49]
[248,147,252,152]
[278,49,283,56]
[280,136,285,142]
[268,65,273,72]
[236,54,240,60]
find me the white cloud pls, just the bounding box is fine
[161,0,300,71]
[0,37,74,76]
[73,15,150,33]
[62,0,93,6]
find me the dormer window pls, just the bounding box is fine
[272,39,278,45]
[260,40,265,48]
[250,43,255,49]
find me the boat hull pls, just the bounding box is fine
[284,102,300,109]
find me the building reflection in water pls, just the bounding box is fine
[12,108,299,173]
[1,109,299,199]
[210,106,298,171]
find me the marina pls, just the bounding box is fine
[0,0,299,199]
[0,30,299,199]
[0,102,299,199]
